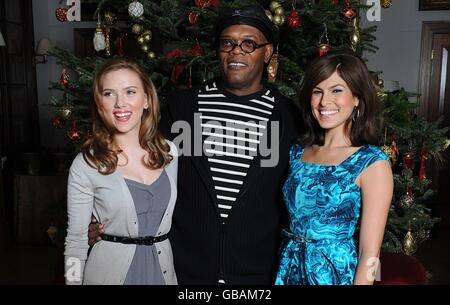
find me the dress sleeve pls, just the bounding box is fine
[354,145,391,178]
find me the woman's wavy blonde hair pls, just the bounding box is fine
[82,57,171,175]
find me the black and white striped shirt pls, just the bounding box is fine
[197,82,275,220]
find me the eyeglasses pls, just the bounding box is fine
[218,39,271,54]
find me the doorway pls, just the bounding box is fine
[417,21,450,283]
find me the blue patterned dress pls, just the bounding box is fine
[275,144,389,285]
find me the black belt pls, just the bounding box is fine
[102,233,169,246]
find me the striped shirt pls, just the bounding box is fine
[197,82,275,220]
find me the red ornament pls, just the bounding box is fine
[60,68,69,87]
[55,7,68,22]
[342,0,356,20]
[171,63,187,83]
[117,37,125,57]
[403,151,415,170]
[390,140,399,157]
[188,11,199,25]
[52,116,65,129]
[319,44,332,56]
[188,43,204,56]
[331,0,339,5]
[166,48,183,59]
[195,0,219,8]
[343,7,356,19]
[419,143,427,181]
[67,121,81,142]
[287,10,301,29]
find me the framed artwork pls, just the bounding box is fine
[419,0,450,10]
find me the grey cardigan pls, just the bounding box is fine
[64,140,178,285]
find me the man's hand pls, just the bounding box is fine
[88,216,104,246]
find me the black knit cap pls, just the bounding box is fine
[214,5,276,46]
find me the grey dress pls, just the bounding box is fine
[123,170,170,285]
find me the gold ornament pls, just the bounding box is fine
[60,106,73,120]
[132,24,142,34]
[47,224,59,242]
[267,53,279,82]
[141,44,149,52]
[381,0,392,8]
[417,230,430,244]
[403,230,417,255]
[147,51,156,59]
[399,193,414,208]
[270,1,282,12]
[274,7,284,16]
[103,11,115,57]
[399,186,414,208]
[443,139,450,151]
[142,30,152,42]
[137,36,145,45]
[350,16,360,51]
[381,145,397,164]
[273,14,285,26]
[350,30,360,51]
[377,78,384,89]
[265,9,273,21]
[103,10,115,26]
[273,14,282,26]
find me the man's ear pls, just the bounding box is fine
[264,44,274,64]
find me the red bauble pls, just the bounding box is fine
[195,0,219,8]
[319,44,332,56]
[60,68,69,87]
[188,43,204,56]
[52,116,64,129]
[331,0,339,5]
[287,10,301,29]
[188,11,199,25]
[419,143,427,181]
[343,7,356,19]
[166,48,183,59]
[67,123,81,142]
[55,7,68,22]
[170,63,187,83]
[403,151,415,170]
[117,38,125,57]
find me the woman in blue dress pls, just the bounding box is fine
[275,49,393,285]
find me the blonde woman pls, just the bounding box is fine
[64,58,178,285]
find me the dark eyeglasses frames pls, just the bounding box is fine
[218,39,271,54]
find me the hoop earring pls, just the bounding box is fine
[352,107,360,122]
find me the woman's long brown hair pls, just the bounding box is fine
[298,49,379,147]
[82,57,171,175]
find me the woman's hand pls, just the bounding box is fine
[88,215,104,246]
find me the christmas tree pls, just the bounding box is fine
[48,0,448,254]
[377,88,448,254]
